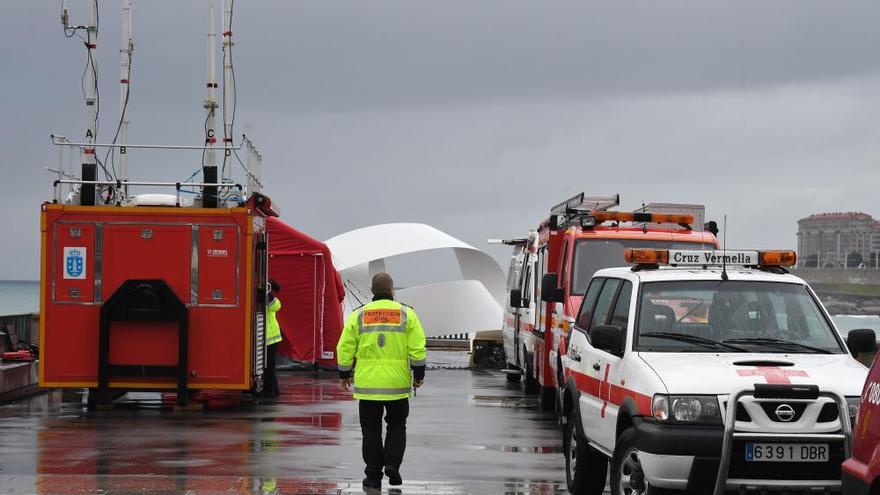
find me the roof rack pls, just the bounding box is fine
[549,193,620,230]
[634,203,713,232]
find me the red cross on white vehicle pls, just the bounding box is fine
[737,366,809,385]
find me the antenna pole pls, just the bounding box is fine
[80,0,99,206]
[203,0,219,207]
[221,0,234,182]
[118,0,133,196]
[721,214,729,281]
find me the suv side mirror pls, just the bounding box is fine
[509,289,524,308]
[847,328,877,357]
[591,325,625,356]
[541,273,563,302]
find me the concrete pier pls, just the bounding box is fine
[0,358,570,494]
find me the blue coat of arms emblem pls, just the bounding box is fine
[66,249,84,278]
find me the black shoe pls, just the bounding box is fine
[385,466,402,486]
[362,477,381,490]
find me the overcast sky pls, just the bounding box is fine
[3,1,880,281]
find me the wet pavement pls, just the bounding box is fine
[0,353,570,494]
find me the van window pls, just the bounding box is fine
[506,246,525,291]
[535,248,546,330]
[520,262,532,305]
[571,240,715,294]
[609,281,633,330]
[589,278,622,334]
[559,239,570,291]
[575,278,604,329]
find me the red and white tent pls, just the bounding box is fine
[267,217,345,369]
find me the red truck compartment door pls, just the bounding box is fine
[53,223,96,303]
[101,224,192,302]
[198,226,239,306]
[101,225,192,367]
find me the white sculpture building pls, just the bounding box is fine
[325,223,505,338]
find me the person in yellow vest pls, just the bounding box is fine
[263,279,283,399]
[336,272,427,491]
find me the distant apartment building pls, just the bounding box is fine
[797,212,880,268]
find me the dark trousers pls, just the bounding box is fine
[359,398,409,481]
[263,343,279,397]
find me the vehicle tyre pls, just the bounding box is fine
[539,385,556,412]
[86,388,97,411]
[565,408,608,495]
[556,356,566,420]
[522,357,539,395]
[505,365,521,383]
[611,427,669,495]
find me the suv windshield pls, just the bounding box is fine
[634,280,845,353]
[571,240,714,294]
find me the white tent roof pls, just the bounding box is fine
[396,281,503,335]
[327,223,476,270]
[326,223,505,338]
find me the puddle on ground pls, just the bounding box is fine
[154,458,216,468]
[469,395,539,408]
[466,444,563,454]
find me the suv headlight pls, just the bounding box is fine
[846,397,861,425]
[653,394,721,424]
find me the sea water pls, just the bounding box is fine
[0,280,39,317]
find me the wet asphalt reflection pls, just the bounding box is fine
[0,357,571,494]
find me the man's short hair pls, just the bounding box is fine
[371,272,394,297]
[269,279,281,293]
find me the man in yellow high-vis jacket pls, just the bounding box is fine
[262,279,283,399]
[336,272,427,491]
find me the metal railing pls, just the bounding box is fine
[53,179,242,206]
[48,134,261,205]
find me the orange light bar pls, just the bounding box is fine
[593,211,694,225]
[624,248,669,265]
[758,250,797,267]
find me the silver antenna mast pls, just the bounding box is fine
[118,0,133,196]
[203,0,220,207]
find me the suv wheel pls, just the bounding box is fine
[522,354,539,395]
[565,408,608,495]
[611,427,663,495]
[505,364,521,383]
[539,385,556,412]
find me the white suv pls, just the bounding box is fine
[560,249,873,494]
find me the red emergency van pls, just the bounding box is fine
[502,193,718,410]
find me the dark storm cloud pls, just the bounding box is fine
[252,0,880,109]
[3,1,880,279]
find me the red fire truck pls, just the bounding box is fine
[40,0,276,407]
[502,194,719,410]
[40,192,277,407]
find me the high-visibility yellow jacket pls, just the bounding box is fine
[336,299,427,401]
[266,296,283,346]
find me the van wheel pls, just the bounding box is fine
[505,364,521,383]
[565,408,608,495]
[611,427,665,495]
[539,385,556,411]
[522,354,539,395]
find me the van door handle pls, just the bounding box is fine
[569,351,581,362]
[592,362,601,371]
